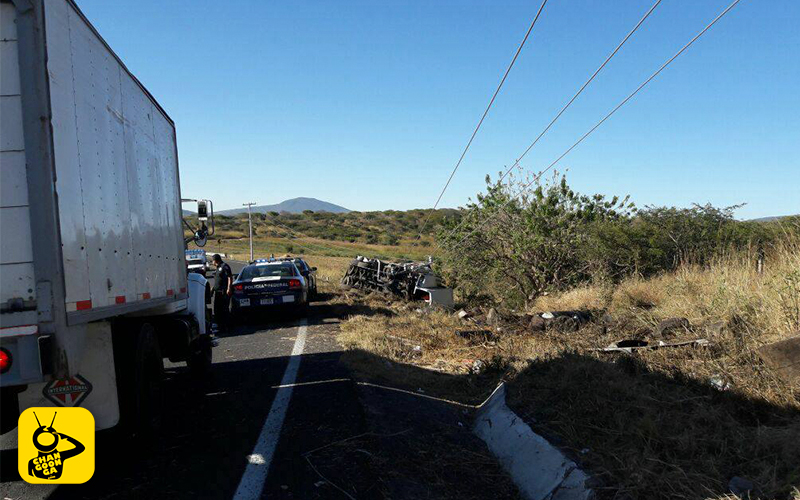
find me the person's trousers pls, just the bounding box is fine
[213,291,230,332]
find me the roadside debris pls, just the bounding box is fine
[341,256,454,308]
[525,310,595,333]
[654,317,691,338]
[703,320,727,338]
[709,375,732,391]
[455,329,497,344]
[486,307,498,325]
[593,338,709,353]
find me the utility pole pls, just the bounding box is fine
[243,202,257,262]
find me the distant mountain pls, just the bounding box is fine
[749,215,798,222]
[216,197,350,216]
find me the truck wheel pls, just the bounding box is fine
[187,337,212,376]
[113,322,165,438]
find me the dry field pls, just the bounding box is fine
[205,235,434,262]
[337,240,800,500]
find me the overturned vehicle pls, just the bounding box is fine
[341,256,454,308]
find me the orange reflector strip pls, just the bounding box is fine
[76,300,92,311]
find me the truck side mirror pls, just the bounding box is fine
[197,200,208,221]
[194,224,208,247]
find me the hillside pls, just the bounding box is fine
[216,197,350,216]
[186,208,462,261]
[210,208,459,243]
[749,214,799,222]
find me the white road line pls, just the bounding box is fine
[233,319,308,500]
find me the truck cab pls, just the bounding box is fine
[185,249,209,277]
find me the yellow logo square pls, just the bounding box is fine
[18,407,95,484]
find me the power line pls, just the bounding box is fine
[519,0,742,193]
[440,0,743,252]
[415,0,550,240]
[496,0,663,185]
[437,0,663,243]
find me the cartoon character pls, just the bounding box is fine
[27,412,85,480]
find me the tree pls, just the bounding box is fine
[439,173,631,308]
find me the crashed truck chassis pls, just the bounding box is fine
[341,257,454,308]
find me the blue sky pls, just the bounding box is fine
[78,0,799,218]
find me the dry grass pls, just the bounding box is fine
[338,238,800,499]
[534,284,613,312]
[537,239,800,341]
[201,234,434,262]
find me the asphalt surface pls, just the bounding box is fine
[1,260,519,499]
[2,286,370,499]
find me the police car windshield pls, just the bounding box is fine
[240,263,296,280]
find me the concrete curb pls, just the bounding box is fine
[473,384,593,500]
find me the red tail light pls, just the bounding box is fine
[288,279,302,290]
[233,284,244,293]
[0,348,11,374]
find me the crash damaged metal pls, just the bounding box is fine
[341,256,454,308]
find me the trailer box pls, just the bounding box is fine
[1,0,187,386]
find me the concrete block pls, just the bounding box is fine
[473,384,593,500]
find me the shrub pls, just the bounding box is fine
[439,174,631,308]
[439,173,789,308]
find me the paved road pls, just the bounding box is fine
[2,287,373,499]
[1,260,519,499]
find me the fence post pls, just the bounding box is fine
[756,244,765,275]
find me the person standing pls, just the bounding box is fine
[212,254,232,334]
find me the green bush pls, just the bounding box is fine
[439,174,786,308]
[439,174,631,308]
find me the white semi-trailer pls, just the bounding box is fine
[1,0,214,433]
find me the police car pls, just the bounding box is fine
[277,257,318,299]
[230,259,310,316]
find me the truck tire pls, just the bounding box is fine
[113,322,165,438]
[187,336,212,376]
